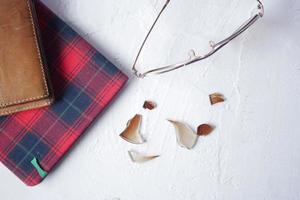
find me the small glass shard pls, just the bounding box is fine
[128,150,159,163]
[209,93,225,105]
[167,120,198,149]
[120,114,144,144]
[143,100,157,110]
[197,124,214,136]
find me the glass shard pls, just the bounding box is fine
[209,93,225,105]
[143,101,157,110]
[167,120,198,149]
[197,124,214,136]
[128,150,159,163]
[120,114,144,144]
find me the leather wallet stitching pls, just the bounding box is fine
[0,0,49,107]
[0,100,52,116]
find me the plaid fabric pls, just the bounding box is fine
[0,0,128,186]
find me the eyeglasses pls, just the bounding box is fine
[132,0,264,78]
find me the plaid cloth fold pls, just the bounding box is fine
[0,0,128,186]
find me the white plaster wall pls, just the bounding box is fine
[1,0,300,199]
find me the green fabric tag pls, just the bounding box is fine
[31,158,47,178]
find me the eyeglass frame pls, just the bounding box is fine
[132,0,264,78]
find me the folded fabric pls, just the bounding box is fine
[0,0,128,186]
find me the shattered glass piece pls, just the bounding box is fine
[143,101,157,110]
[120,114,144,144]
[128,150,159,163]
[197,124,214,136]
[167,120,198,149]
[209,93,225,105]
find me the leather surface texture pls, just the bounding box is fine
[0,0,53,116]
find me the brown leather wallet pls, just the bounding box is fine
[0,0,53,116]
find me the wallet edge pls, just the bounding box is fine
[0,0,54,115]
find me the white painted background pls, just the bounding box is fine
[1,0,300,199]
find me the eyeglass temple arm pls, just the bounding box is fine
[132,0,264,78]
[132,0,171,78]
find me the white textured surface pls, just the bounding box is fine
[1,0,300,199]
